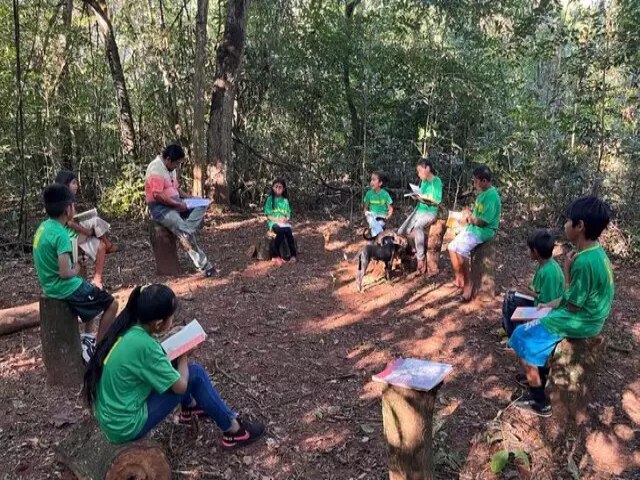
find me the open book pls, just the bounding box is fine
[74,208,110,238]
[511,307,552,322]
[71,237,79,264]
[372,357,452,392]
[446,210,466,230]
[514,291,535,302]
[184,198,211,209]
[161,319,207,361]
[403,183,422,198]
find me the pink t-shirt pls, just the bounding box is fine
[145,156,179,203]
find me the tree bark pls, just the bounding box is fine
[206,0,251,204]
[56,417,171,480]
[342,0,363,152]
[192,0,209,196]
[13,0,28,245]
[84,0,137,158]
[470,240,496,301]
[57,0,74,169]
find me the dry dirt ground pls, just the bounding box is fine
[0,211,638,479]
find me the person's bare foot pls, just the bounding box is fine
[289,256,297,263]
[426,269,439,278]
[93,279,103,290]
[271,257,285,266]
[462,282,473,301]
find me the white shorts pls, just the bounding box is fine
[447,229,483,258]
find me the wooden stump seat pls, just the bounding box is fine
[469,240,496,301]
[546,336,604,440]
[149,222,180,276]
[39,297,84,387]
[57,417,171,480]
[247,232,296,261]
[383,384,440,480]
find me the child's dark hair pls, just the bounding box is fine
[527,228,556,259]
[472,164,492,182]
[83,284,178,408]
[371,170,388,186]
[162,144,185,162]
[566,196,611,240]
[270,178,288,211]
[54,170,77,187]
[43,184,75,218]
[417,158,436,175]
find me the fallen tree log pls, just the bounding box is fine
[0,301,40,336]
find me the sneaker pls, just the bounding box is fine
[80,334,96,364]
[514,395,552,417]
[221,419,265,450]
[179,405,209,424]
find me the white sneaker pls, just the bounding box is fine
[80,334,96,364]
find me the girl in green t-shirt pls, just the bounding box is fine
[84,284,265,447]
[264,178,297,265]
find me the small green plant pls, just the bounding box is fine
[490,448,530,474]
[99,163,146,219]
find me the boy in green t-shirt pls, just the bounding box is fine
[508,196,614,416]
[33,184,119,363]
[447,164,501,299]
[398,158,443,274]
[363,171,394,238]
[502,229,565,337]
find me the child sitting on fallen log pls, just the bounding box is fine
[55,170,118,289]
[501,228,565,337]
[508,196,614,416]
[83,284,265,448]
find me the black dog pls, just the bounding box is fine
[355,235,399,292]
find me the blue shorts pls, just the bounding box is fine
[508,319,563,367]
[65,280,114,322]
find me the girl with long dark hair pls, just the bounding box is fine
[84,284,265,447]
[264,178,297,264]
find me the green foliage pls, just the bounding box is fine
[490,448,530,474]
[98,163,146,219]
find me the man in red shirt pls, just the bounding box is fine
[145,144,215,277]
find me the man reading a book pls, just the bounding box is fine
[145,144,215,277]
[508,196,614,416]
[447,164,501,300]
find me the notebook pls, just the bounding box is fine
[161,320,207,361]
[511,307,552,322]
[184,198,211,209]
[372,358,453,392]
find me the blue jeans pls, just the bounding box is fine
[134,363,237,439]
[398,209,436,260]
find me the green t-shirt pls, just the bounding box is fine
[529,259,565,305]
[264,195,292,230]
[416,177,443,215]
[32,219,83,299]
[96,325,181,443]
[466,186,501,241]
[541,245,614,338]
[363,188,393,216]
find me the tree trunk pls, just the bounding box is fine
[382,384,437,480]
[342,0,363,153]
[192,0,209,196]
[39,297,84,387]
[13,0,28,245]
[470,240,496,301]
[84,0,137,158]
[205,0,251,204]
[56,417,171,480]
[54,0,74,170]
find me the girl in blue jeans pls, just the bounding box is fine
[83,284,264,447]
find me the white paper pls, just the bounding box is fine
[514,291,535,302]
[277,222,292,229]
[409,183,421,195]
[184,198,211,209]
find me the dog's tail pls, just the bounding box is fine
[362,230,375,241]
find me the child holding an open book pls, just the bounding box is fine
[264,178,297,265]
[55,170,117,289]
[363,171,393,239]
[502,228,565,337]
[84,284,265,448]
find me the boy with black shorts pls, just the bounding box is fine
[508,196,614,416]
[33,184,118,362]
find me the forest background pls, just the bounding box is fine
[1,0,639,257]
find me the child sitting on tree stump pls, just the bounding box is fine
[33,184,119,363]
[508,196,614,416]
[264,178,297,265]
[363,170,393,239]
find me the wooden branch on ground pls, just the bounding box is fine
[0,301,40,336]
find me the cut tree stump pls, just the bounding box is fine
[39,297,84,386]
[150,223,180,276]
[382,384,439,480]
[248,234,296,261]
[547,336,604,441]
[56,417,171,480]
[469,240,496,301]
[425,220,446,276]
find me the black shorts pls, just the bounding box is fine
[65,280,114,322]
